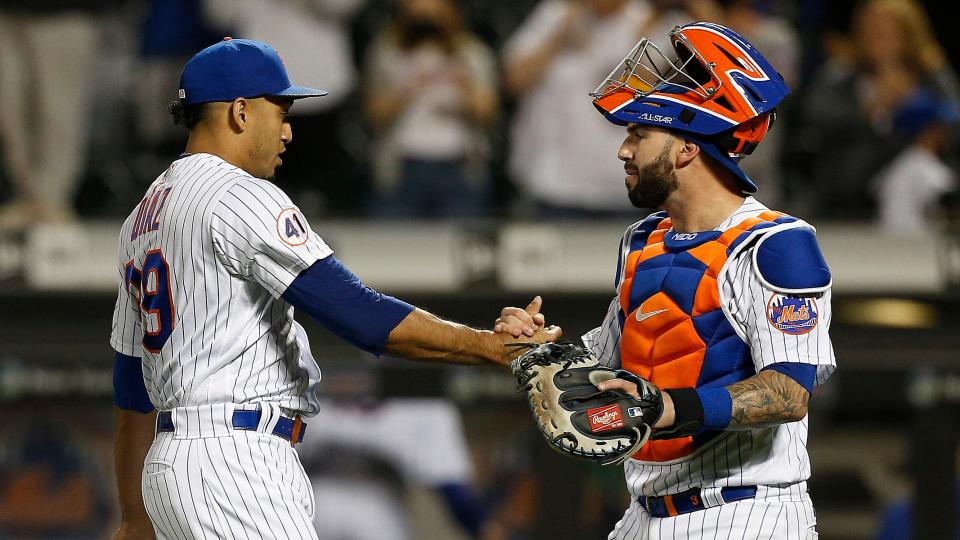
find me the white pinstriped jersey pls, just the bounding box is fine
[582,197,836,498]
[110,153,332,416]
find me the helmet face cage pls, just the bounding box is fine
[591,22,789,151]
[590,22,791,193]
[590,26,721,104]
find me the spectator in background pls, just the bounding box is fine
[723,0,799,208]
[873,482,960,540]
[0,2,107,230]
[798,0,960,218]
[502,0,655,219]
[872,89,958,235]
[0,428,112,537]
[203,0,366,215]
[299,398,485,539]
[364,0,498,219]
[136,0,225,160]
[638,0,724,48]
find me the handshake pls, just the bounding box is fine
[493,297,674,465]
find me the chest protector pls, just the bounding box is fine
[618,210,796,462]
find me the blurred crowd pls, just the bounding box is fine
[0,0,958,234]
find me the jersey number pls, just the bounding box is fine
[125,249,175,353]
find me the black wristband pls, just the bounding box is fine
[651,387,704,440]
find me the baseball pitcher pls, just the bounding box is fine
[110,38,559,540]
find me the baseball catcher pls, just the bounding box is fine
[497,20,835,538]
[512,342,697,466]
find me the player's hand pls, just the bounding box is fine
[496,323,562,366]
[596,378,675,429]
[111,519,156,540]
[494,296,548,338]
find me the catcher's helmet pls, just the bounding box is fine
[590,22,790,192]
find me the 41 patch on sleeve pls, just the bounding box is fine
[276,207,309,246]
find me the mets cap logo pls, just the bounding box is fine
[766,294,818,335]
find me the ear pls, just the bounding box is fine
[676,138,700,169]
[229,98,248,132]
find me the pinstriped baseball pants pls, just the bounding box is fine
[608,495,818,539]
[142,405,317,539]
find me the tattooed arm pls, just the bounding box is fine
[594,368,811,435]
[726,370,809,430]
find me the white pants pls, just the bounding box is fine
[608,490,818,540]
[142,404,317,540]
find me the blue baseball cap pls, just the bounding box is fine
[178,37,327,105]
[892,88,960,140]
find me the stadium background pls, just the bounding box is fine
[1,0,959,538]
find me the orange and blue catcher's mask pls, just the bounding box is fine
[590,22,790,193]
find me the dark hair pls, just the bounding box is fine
[169,100,208,129]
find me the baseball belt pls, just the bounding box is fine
[156,409,306,445]
[639,486,757,518]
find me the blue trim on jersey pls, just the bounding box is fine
[695,387,732,430]
[113,352,155,413]
[282,256,414,356]
[754,228,831,291]
[762,362,816,394]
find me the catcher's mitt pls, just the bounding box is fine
[511,341,663,466]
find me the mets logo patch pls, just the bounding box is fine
[276,207,309,246]
[766,294,819,335]
[587,404,624,433]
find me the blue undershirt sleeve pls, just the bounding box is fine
[762,362,817,394]
[113,352,155,413]
[281,256,414,356]
[695,363,816,431]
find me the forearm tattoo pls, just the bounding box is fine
[727,370,809,430]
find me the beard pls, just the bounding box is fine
[627,143,679,209]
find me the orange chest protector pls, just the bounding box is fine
[617,211,791,462]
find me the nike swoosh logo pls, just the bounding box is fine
[635,308,669,322]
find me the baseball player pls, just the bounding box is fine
[110,38,560,540]
[497,22,834,539]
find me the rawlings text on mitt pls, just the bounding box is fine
[511,341,663,466]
